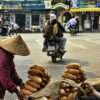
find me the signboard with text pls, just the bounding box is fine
[22,1,45,9]
[2,0,24,1]
[52,0,70,5]
[84,0,96,8]
[1,1,22,9]
[51,0,70,9]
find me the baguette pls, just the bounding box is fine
[59,89,67,96]
[24,84,37,92]
[28,75,42,84]
[20,89,33,95]
[59,96,68,100]
[66,63,81,69]
[62,73,77,80]
[26,80,40,89]
[28,69,43,76]
[65,69,80,74]
[61,82,70,88]
[67,92,77,100]
[30,65,46,72]
[65,88,70,93]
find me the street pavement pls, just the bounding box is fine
[0,32,100,100]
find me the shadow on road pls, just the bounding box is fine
[87,72,100,79]
[54,58,90,66]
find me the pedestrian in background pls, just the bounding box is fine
[0,35,30,100]
[68,15,77,32]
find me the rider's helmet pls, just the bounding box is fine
[50,14,57,21]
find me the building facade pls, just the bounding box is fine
[0,0,52,32]
[1,0,99,32]
[70,0,100,31]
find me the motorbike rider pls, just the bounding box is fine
[43,14,66,53]
[68,15,77,33]
[42,13,51,52]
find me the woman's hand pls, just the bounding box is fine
[20,83,25,90]
[16,89,24,100]
[90,84,95,92]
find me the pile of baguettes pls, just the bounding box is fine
[59,81,78,100]
[20,65,51,100]
[62,63,86,84]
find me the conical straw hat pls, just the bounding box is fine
[0,35,30,56]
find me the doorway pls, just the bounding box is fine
[93,16,99,30]
[16,14,25,28]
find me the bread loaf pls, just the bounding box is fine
[65,88,70,93]
[60,82,70,88]
[28,75,42,83]
[70,88,78,93]
[30,65,46,72]
[65,69,80,74]
[59,96,68,100]
[66,63,81,69]
[20,89,33,95]
[67,92,77,100]
[24,84,37,92]
[59,89,66,96]
[62,73,77,80]
[26,80,40,89]
[28,69,43,76]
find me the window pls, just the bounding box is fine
[32,15,39,26]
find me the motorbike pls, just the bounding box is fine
[46,40,66,63]
[70,25,77,36]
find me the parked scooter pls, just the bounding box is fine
[46,40,66,63]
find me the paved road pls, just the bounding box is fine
[0,33,100,100]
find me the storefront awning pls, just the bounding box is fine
[70,8,100,12]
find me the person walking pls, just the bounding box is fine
[0,35,30,100]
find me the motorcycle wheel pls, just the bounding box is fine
[51,55,56,63]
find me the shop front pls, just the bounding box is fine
[22,0,50,32]
[70,8,100,32]
[31,9,50,32]
[0,1,23,26]
[0,0,51,32]
[70,0,100,32]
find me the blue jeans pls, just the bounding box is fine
[55,36,67,52]
[43,36,67,52]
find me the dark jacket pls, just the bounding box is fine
[0,48,22,99]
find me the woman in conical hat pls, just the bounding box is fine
[0,35,30,100]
